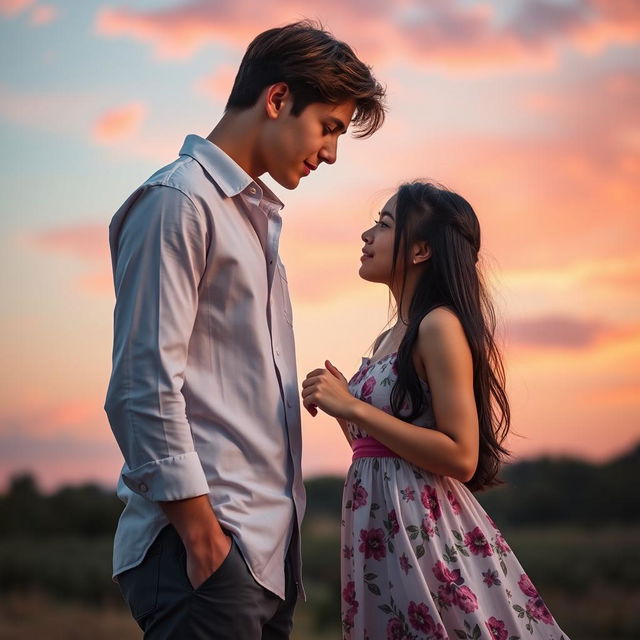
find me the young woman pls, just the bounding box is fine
[302,182,569,640]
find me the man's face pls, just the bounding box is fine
[262,98,357,189]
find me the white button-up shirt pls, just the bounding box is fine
[104,135,305,599]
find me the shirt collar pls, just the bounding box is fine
[179,135,284,210]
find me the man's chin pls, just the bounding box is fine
[270,171,301,190]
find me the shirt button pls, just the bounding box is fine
[139,482,148,493]
[249,186,256,195]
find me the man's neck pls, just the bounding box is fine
[206,110,265,180]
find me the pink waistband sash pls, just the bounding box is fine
[352,436,400,461]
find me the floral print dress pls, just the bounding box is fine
[341,353,569,640]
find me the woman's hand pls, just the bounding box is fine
[302,360,357,419]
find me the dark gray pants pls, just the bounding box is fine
[117,525,297,639]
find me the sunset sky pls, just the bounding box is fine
[1,0,638,491]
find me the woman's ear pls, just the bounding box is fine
[265,82,290,119]
[411,242,431,265]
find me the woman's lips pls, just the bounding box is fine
[360,253,372,262]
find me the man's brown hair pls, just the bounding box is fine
[226,21,386,138]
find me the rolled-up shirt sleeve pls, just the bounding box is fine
[104,185,210,501]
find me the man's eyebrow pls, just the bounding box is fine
[327,116,348,133]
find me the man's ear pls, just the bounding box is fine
[265,82,290,120]
[412,242,431,265]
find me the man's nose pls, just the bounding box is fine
[318,138,337,165]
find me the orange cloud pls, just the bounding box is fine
[0,0,35,17]
[585,383,640,408]
[29,3,57,25]
[92,101,147,144]
[504,320,640,462]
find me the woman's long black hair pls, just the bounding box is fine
[389,181,510,492]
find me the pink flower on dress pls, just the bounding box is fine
[408,601,436,634]
[361,376,377,400]
[432,561,463,585]
[454,585,479,613]
[495,534,511,554]
[351,481,368,510]
[464,527,492,557]
[421,516,435,538]
[434,625,446,640]
[400,487,415,502]
[358,528,386,560]
[485,617,509,640]
[526,597,554,624]
[399,553,411,575]
[438,584,455,605]
[386,617,405,640]
[343,581,357,605]
[391,356,399,376]
[344,604,358,630]
[387,509,399,536]
[517,573,538,598]
[447,490,462,515]
[482,569,501,587]
[420,484,441,521]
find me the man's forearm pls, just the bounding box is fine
[159,494,226,546]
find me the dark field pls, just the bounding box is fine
[1,525,639,639]
[2,451,638,639]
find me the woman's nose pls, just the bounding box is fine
[361,228,373,243]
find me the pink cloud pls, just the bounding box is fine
[0,431,123,492]
[507,315,613,349]
[0,86,187,163]
[0,395,108,438]
[195,64,237,102]
[93,0,640,69]
[0,0,35,17]
[0,84,106,137]
[30,223,108,263]
[94,1,260,60]
[92,101,147,144]
[29,3,57,25]
[29,223,112,294]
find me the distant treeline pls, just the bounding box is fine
[306,442,640,528]
[1,442,638,537]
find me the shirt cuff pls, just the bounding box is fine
[121,452,209,501]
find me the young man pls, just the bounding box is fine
[104,21,385,639]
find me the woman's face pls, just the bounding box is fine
[359,194,399,285]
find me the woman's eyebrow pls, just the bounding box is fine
[379,210,395,221]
